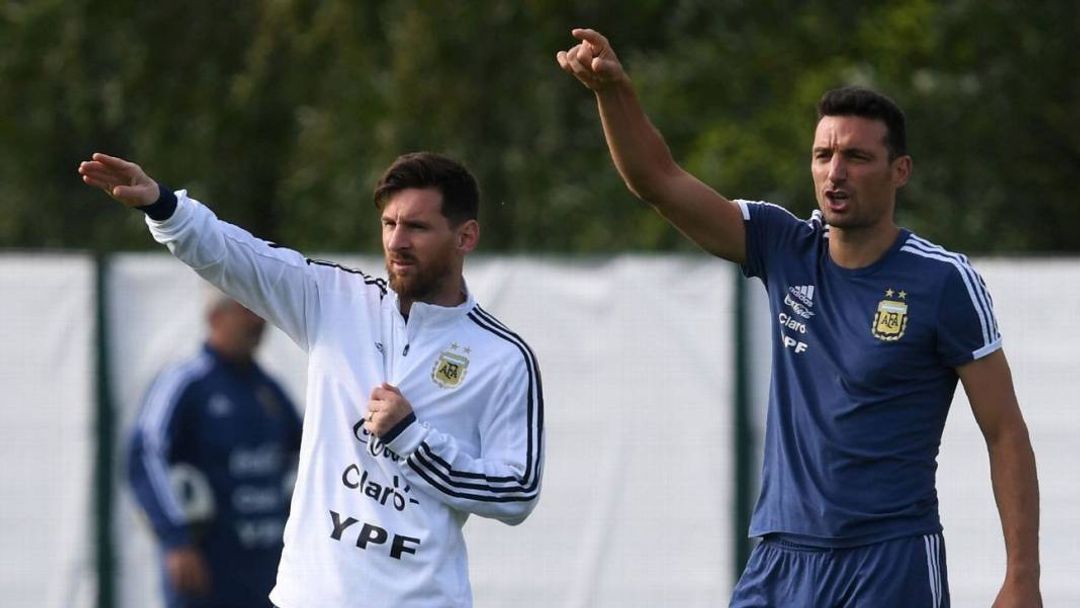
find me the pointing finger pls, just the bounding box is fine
[565,46,592,78]
[556,50,570,71]
[571,28,610,51]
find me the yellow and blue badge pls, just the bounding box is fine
[872,288,908,341]
[431,345,470,389]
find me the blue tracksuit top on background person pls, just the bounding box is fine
[736,200,1000,548]
[128,344,303,608]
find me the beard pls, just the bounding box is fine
[386,252,453,302]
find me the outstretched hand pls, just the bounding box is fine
[78,153,160,207]
[555,28,627,92]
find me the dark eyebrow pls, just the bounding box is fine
[841,146,875,158]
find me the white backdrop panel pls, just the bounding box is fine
[105,253,1080,607]
[108,253,737,608]
[464,256,735,607]
[937,259,1080,606]
[0,255,96,608]
[107,254,306,608]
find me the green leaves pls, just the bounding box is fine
[1,0,1076,253]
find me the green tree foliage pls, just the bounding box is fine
[1,0,1076,253]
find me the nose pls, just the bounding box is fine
[827,156,847,182]
[385,224,410,251]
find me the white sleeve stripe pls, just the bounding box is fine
[972,338,1003,361]
[136,355,212,523]
[143,452,184,523]
[737,200,828,235]
[900,243,992,346]
[736,200,751,220]
[901,239,998,348]
[923,534,941,607]
[974,272,1000,337]
[920,237,1002,341]
[735,200,801,223]
[907,235,999,339]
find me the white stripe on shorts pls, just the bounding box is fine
[923,534,941,607]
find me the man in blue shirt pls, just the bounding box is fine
[558,29,1040,606]
[128,289,303,608]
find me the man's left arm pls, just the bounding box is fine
[958,349,1041,607]
[366,357,544,525]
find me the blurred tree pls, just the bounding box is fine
[0,0,1076,253]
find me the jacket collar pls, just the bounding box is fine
[389,281,476,330]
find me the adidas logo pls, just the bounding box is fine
[788,285,815,308]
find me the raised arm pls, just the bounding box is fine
[556,28,746,263]
[78,153,318,350]
[957,349,1041,607]
[78,152,160,207]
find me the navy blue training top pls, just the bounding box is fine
[738,201,1001,547]
[128,344,303,606]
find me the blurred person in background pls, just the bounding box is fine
[128,287,303,608]
[558,28,1040,608]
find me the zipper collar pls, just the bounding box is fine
[389,281,476,331]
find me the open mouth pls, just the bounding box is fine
[825,190,850,210]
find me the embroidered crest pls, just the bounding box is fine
[872,288,908,341]
[431,345,470,389]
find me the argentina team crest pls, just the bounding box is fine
[872,288,909,341]
[431,344,470,388]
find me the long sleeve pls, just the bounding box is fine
[146,190,318,351]
[127,364,202,549]
[382,349,544,525]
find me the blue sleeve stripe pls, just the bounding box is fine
[901,237,999,351]
[380,411,416,444]
[136,354,213,523]
[401,306,544,500]
[470,306,544,488]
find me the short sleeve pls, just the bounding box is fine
[936,263,1002,367]
[736,200,810,282]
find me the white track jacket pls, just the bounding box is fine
[146,191,544,607]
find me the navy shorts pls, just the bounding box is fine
[730,533,949,607]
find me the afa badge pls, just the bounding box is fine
[431,345,470,389]
[872,288,908,341]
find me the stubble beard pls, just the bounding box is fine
[386,255,452,303]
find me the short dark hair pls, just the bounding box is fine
[817,86,907,159]
[373,152,480,225]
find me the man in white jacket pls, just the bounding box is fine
[80,152,545,608]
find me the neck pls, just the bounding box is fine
[398,278,467,317]
[827,222,901,269]
[207,340,254,364]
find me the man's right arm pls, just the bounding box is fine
[557,29,746,264]
[127,373,211,596]
[79,153,317,350]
